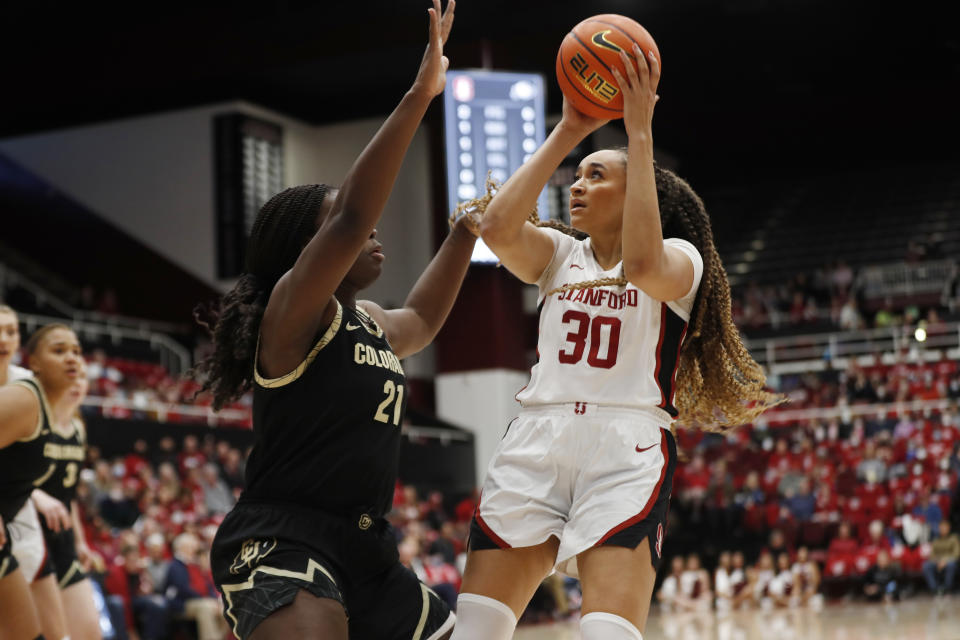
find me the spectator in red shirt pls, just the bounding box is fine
[768,439,795,474]
[177,435,207,476]
[454,488,479,524]
[827,522,859,573]
[104,543,170,640]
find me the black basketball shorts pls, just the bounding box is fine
[37,520,87,589]
[212,501,454,640]
[0,522,20,580]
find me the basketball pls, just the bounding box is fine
[555,14,660,120]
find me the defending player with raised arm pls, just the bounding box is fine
[450,44,782,640]
[192,3,473,639]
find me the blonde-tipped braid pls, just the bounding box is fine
[547,277,627,296]
[451,164,785,433]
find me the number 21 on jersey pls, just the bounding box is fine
[374,380,405,426]
[558,310,621,369]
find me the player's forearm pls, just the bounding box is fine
[70,500,88,546]
[403,222,477,342]
[620,136,663,277]
[332,89,435,235]
[480,123,583,242]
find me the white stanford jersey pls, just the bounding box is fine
[516,229,703,421]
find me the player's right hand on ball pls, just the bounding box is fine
[559,96,609,136]
[413,0,455,97]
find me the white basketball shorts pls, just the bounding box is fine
[11,499,46,582]
[470,403,677,577]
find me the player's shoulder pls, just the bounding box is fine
[7,364,33,382]
[663,237,702,263]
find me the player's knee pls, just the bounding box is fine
[449,593,516,640]
[580,612,643,640]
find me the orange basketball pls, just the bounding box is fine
[555,14,660,120]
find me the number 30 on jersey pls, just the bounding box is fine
[558,310,621,369]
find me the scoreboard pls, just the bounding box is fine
[442,70,548,263]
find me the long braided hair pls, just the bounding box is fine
[192,184,331,410]
[454,157,784,431]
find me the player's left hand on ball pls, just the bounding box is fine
[610,43,660,137]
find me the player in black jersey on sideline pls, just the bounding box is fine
[0,323,85,640]
[30,361,104,640]
[192,2,472,639]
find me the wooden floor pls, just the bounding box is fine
[513,596,960,639]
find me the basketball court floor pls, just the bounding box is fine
[513,596,960,639]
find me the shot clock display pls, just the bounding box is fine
[442,70,548,263]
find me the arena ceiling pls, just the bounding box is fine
[2,0,956,179]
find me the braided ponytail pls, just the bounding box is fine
[192,184,331,409]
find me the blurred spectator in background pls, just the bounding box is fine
[197,463,234,516]
[912,491,944,535]
[657,556,686,613]
[769,552,795,608]
[923,521,959,596]
[793,546,823,608]
[104,543,170,640]
[728,552,750,610]
[784,477,816,522]
[863,550,901,603]
[162,533,226,640]
[838,297,865,331]
[100,478,142,529]
[857,440,887,483]
[680,554,713,612]
[177,435,206,475]
[754,551,776,609]
[714,551,734,612]
[143,533,170,592]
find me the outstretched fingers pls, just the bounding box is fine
[645,45,661,89]
[427,0,440,45]
[612,43,659,96]
[440,0,455,44]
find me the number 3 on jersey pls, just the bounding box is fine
[374,380,405,425]
[558,310,621,369]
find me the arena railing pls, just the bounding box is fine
[744,320,960,374]
[753,397,955,428]
[857,259,956,300]
[0,262,191,336]
[18,311,191,376]
[80,395,474,442]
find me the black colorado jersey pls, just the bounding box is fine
[242,301,407,520]
[0,379,52,522]
[38,418,86,505]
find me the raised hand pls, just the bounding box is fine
[610,43,661,139]
[413,0,455,97]
[558,96,610,138]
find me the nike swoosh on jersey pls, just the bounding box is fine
[345,322,361,331]
[570,264,585,270]
[635,443,657,453]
